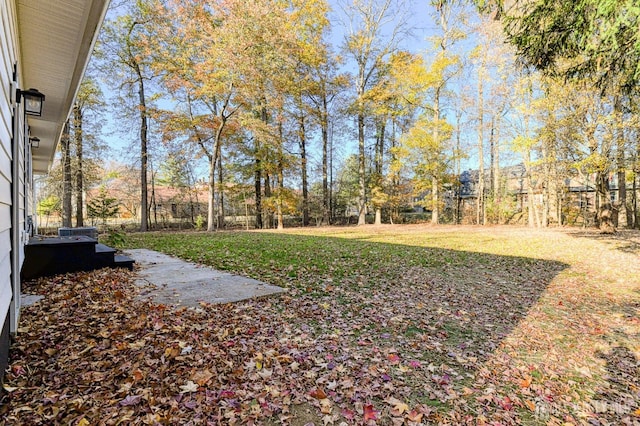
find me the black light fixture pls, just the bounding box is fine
[17,88,45,116]
[29,137,40,148]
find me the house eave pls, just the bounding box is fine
[17,0,110,174]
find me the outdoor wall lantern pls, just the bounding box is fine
[17,88,45,116]
[29,137,40,148]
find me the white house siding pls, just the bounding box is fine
[2,0,31,338]
[11,72,27,332]
[0,0,17,338]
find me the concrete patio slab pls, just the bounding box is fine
[124,249,285,307]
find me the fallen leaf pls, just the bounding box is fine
[132,369,144,382]
[406,409,423,422]
[179,381,199,393]
[385,396,409,415]
[363,404,378,421]
[119,394,142,406]
[257,368,273,379]
[191,369,215,386]
[387,354,400,364]
[310,387,327,399]
[520,375,532,388]
[499,396,513,411]
[320,398,332,414]
[341,408,355,420]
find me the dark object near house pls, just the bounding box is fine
[21,235,134,281]
[58,226,98,239]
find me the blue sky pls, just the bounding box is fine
[93,0,498,186]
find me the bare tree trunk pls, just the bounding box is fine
[321,101,330,225]
[454,111,462,224]
[431,177,439,224]
[150,168,157,228]
[477,62,485,225]
[254,103,268,229]
[254,150,262,229]
[329,122,334,223]
[619,167,628,227]
[541,142,550,227]
[614,99,630,228]
[432,89,440,225]
[299,114,309,226]
[633,172,638,228]
[276,120,284,230]
[61,122,72,228]
[357,112,367,225]
[264,172,272,229]
[276,163,284,230]
[596,170,615,233]
[135,64,149,232]
[217,149,225,229]
[73,104,84,227]
[207,152,215,231]
[489,117,496,197]
[524,149,536,227]
[374,119,385,225]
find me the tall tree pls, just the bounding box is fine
[490,0,640,95]
[481,0,640,232]
[374,51,429,223]
[305,55,348,225]
[425,0,465,224]
[71,78,105,227]
[61,122,72,228]
[147,0,241,231]
[340,0,408,225]
[98,0,156,231]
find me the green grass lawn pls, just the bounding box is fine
[3,225,639,425]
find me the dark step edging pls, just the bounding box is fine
[114,254,135,270]
[95,243,116,254]
[21,236,135,280]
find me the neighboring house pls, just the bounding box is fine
[85,183,208,224]
[151,186,206,221]
[0,0,109,378]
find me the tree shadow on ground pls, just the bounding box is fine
[590,345,640,423]
[128,231,571,387]
[569,228,640,255]
[585,293,640,425]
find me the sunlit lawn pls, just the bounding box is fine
[3,225,639,425]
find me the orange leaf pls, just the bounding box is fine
[310,387,327,399]
[520,375,532,388]
[387,354,401,364]
[363,404,378,421]
[525,400,536,411]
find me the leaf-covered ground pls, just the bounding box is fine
[1,225,639,425]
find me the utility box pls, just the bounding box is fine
[58,227,98,240]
